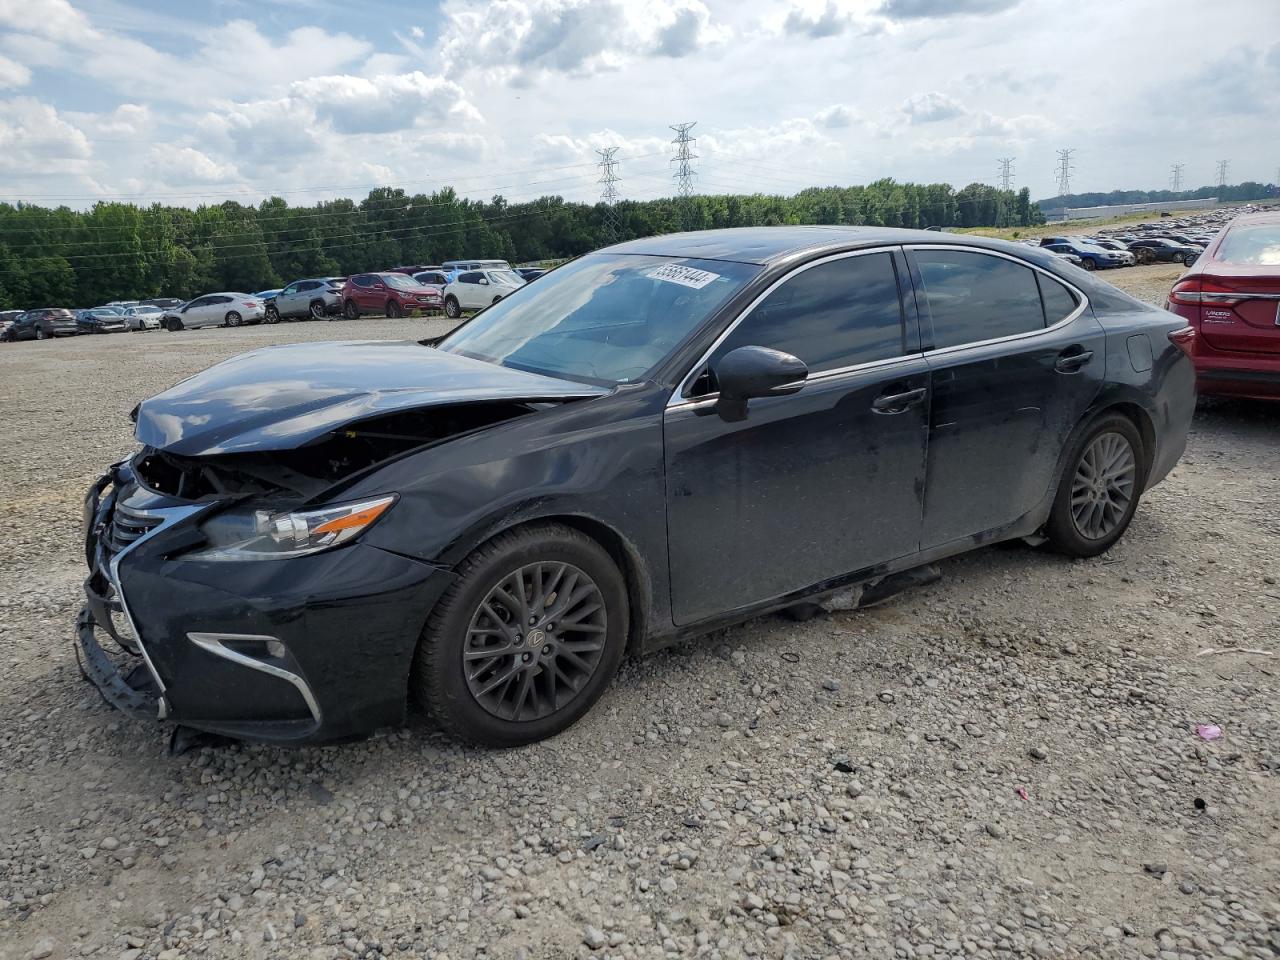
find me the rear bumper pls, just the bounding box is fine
[78,464,455,744]
[1196,366,1280,399]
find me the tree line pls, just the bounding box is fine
[0,180,1042,310]
[1037,181,1277,211]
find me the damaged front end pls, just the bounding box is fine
[76,402,567,743]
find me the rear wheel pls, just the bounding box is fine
[166,317,183,332]
[309,300,326,320]
[1045,414,1144,557]
[444,296,461,319]
[1182,251,1197,266]
[225,311,242,327]
[343,299,359,320]
[386,300,403,318]
[411,523,628,747]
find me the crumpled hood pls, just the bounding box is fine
[134,340,607,456]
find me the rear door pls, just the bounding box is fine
[906,246,1105,547]
[664,248,930,623]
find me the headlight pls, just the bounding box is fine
[183,494,397,561]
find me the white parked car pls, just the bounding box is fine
[161,293,265,331]
[123,305,164,331]
[442,269,526,319]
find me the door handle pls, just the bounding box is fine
[872,386,928,414]
[1055,348,1094,373]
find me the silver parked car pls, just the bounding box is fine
[265,277,346,322]
[123,305,164,331]
[161,293,265,331]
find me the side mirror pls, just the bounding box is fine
[713,345,807,422]
[479,278,490,285]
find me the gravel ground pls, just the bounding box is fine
[1,265,1277,960]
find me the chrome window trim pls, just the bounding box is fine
[666,245,911,409]
[187,633,323,724]
[905,243,1090,358]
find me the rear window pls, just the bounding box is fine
[915,250,1046,349]
[1037,274,1079,324]
[1215,224,1280,266]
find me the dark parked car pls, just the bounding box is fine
[75,309,130,334]
[1166,210,1280,399]
[1040,240,1130,271]
[341,273,443,318]
[0,309,22,340]
[78,227,1194,748]
[9,308,78,340]
[516,267,548,282]
[1127,238,1199,266]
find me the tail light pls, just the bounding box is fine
[1168,326,1196,357]
[1167,278,1244,307]
[243,301,258,308]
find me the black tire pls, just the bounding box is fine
[1080,257,1096,271]
[225,311,242,327]
[264,305,280,324]
[411,522,628,747]
[166,317,183,332]
[1182,251,1197,266]
[343,299,359,320]
[1045,413,1145,558]
[36,326,48,340]
[444,296,461,319]
[386,300,403,318]
[309,300,326,320]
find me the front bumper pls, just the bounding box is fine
[78,463,454,743]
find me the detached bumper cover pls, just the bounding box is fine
[78,463,455,744]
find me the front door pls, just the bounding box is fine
[904,246,1106,547]
[664,249,929,625]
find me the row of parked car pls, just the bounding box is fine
[0,260,552,341]
[1019,234,1204,271]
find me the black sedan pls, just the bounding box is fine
[78,228,1195,748]
[75,309,130,335]
[1127,238,1200,266]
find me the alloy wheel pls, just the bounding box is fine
[463,561,607,722]
[1070,431,1137,540]
[310,301,325,319]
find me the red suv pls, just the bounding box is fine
[1166,211,1280,400]
[341,273,444,318]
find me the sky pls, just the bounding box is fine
[0,0,1277,210]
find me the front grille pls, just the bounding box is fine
[106,505,161,552]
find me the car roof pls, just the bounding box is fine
[601,226,1053,266]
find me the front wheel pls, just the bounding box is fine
[343,299,359,320]
[386,300,403,318]
[36,327,48,340]
[166,318,183,332]
[411,523,628,747]
[1080,257,1096,271]
[1182,252,1197,266]
[444,296,461,319]
[1045,414,1144,558]
[264,305,280,324]
[225,311,242,327]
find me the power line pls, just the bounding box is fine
[596,147,622,247]
[1054,149,1075,197]
[1215,159,1230,188]
[670,121,698,230]
[997,157,1015,191]
[1170,162,1185,192]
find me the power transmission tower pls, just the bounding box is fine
[1170,162,1185,193]
[596,147,621,247]
[1054,149,1075,197]
[670,121,698,229]
[1215,159,1230,188]
[997,157,1015,191]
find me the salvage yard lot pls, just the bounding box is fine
[0,263,1277,960]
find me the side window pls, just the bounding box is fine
[460,272,481,284]
[1037,273,1079,324]
[353,275,370,288]
[711,252,906,375]
[282,284,297,295]
[915,250,1045,349]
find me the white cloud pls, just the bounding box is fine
[815,104,857,128]
[0,97,93,183]
[783,2,855,38]
[878,0,1021,19]
[0,52,30,88]
[902,91,967,123]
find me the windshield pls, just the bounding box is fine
[437,253,761,385]
[487,270,525,286]
[1216,224,1280,266]
[383,274,422,290]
